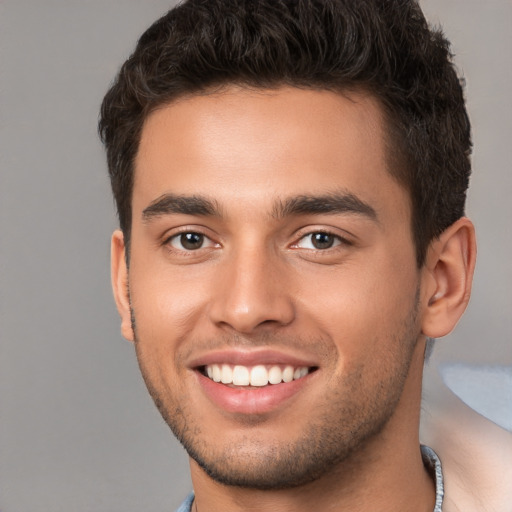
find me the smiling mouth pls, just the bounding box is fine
[200,364,317,387]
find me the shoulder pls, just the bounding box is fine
[421,364,512,512]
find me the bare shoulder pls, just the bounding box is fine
[421,365,512,512]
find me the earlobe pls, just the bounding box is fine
[421,217,476,339]
[111,230,134,342]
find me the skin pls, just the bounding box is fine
[111,86,476,512]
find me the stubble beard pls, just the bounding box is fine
[131,296,420,491]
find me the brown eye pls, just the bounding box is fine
[181,233,204,250]
[295,232,344,250]
[169,232,211,251]
[311,233,335,249]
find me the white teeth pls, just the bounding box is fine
[282,366,294,383]
[232,365,250,386]
[220,364,233,384]
[212,365,221,383]
[250,365,268,387]
[268,365,283,385]
[204,363,311,386]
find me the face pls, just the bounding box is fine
[116,86,426,489]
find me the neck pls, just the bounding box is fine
[189,344,435,512]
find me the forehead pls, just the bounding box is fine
[134,86,409,220]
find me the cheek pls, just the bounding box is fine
[127,263,214,369]
[301,261,415,324]
[297,253,419,363]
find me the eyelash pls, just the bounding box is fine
[163,228,352,254]
[163,230,217,253]
[292,230,352,251]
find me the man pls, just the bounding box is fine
[98,1,505,510]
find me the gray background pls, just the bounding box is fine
[1,1,510,511]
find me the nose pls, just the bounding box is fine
[208,246,296,334]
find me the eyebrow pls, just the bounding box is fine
[142,194,221,221]
[141,191,377,222]
[272,191,377,221]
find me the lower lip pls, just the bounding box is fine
[195,371,313,415]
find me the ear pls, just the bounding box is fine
[111,230,134,342]
[421,217,476,338]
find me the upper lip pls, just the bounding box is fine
[188,348,319,369]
